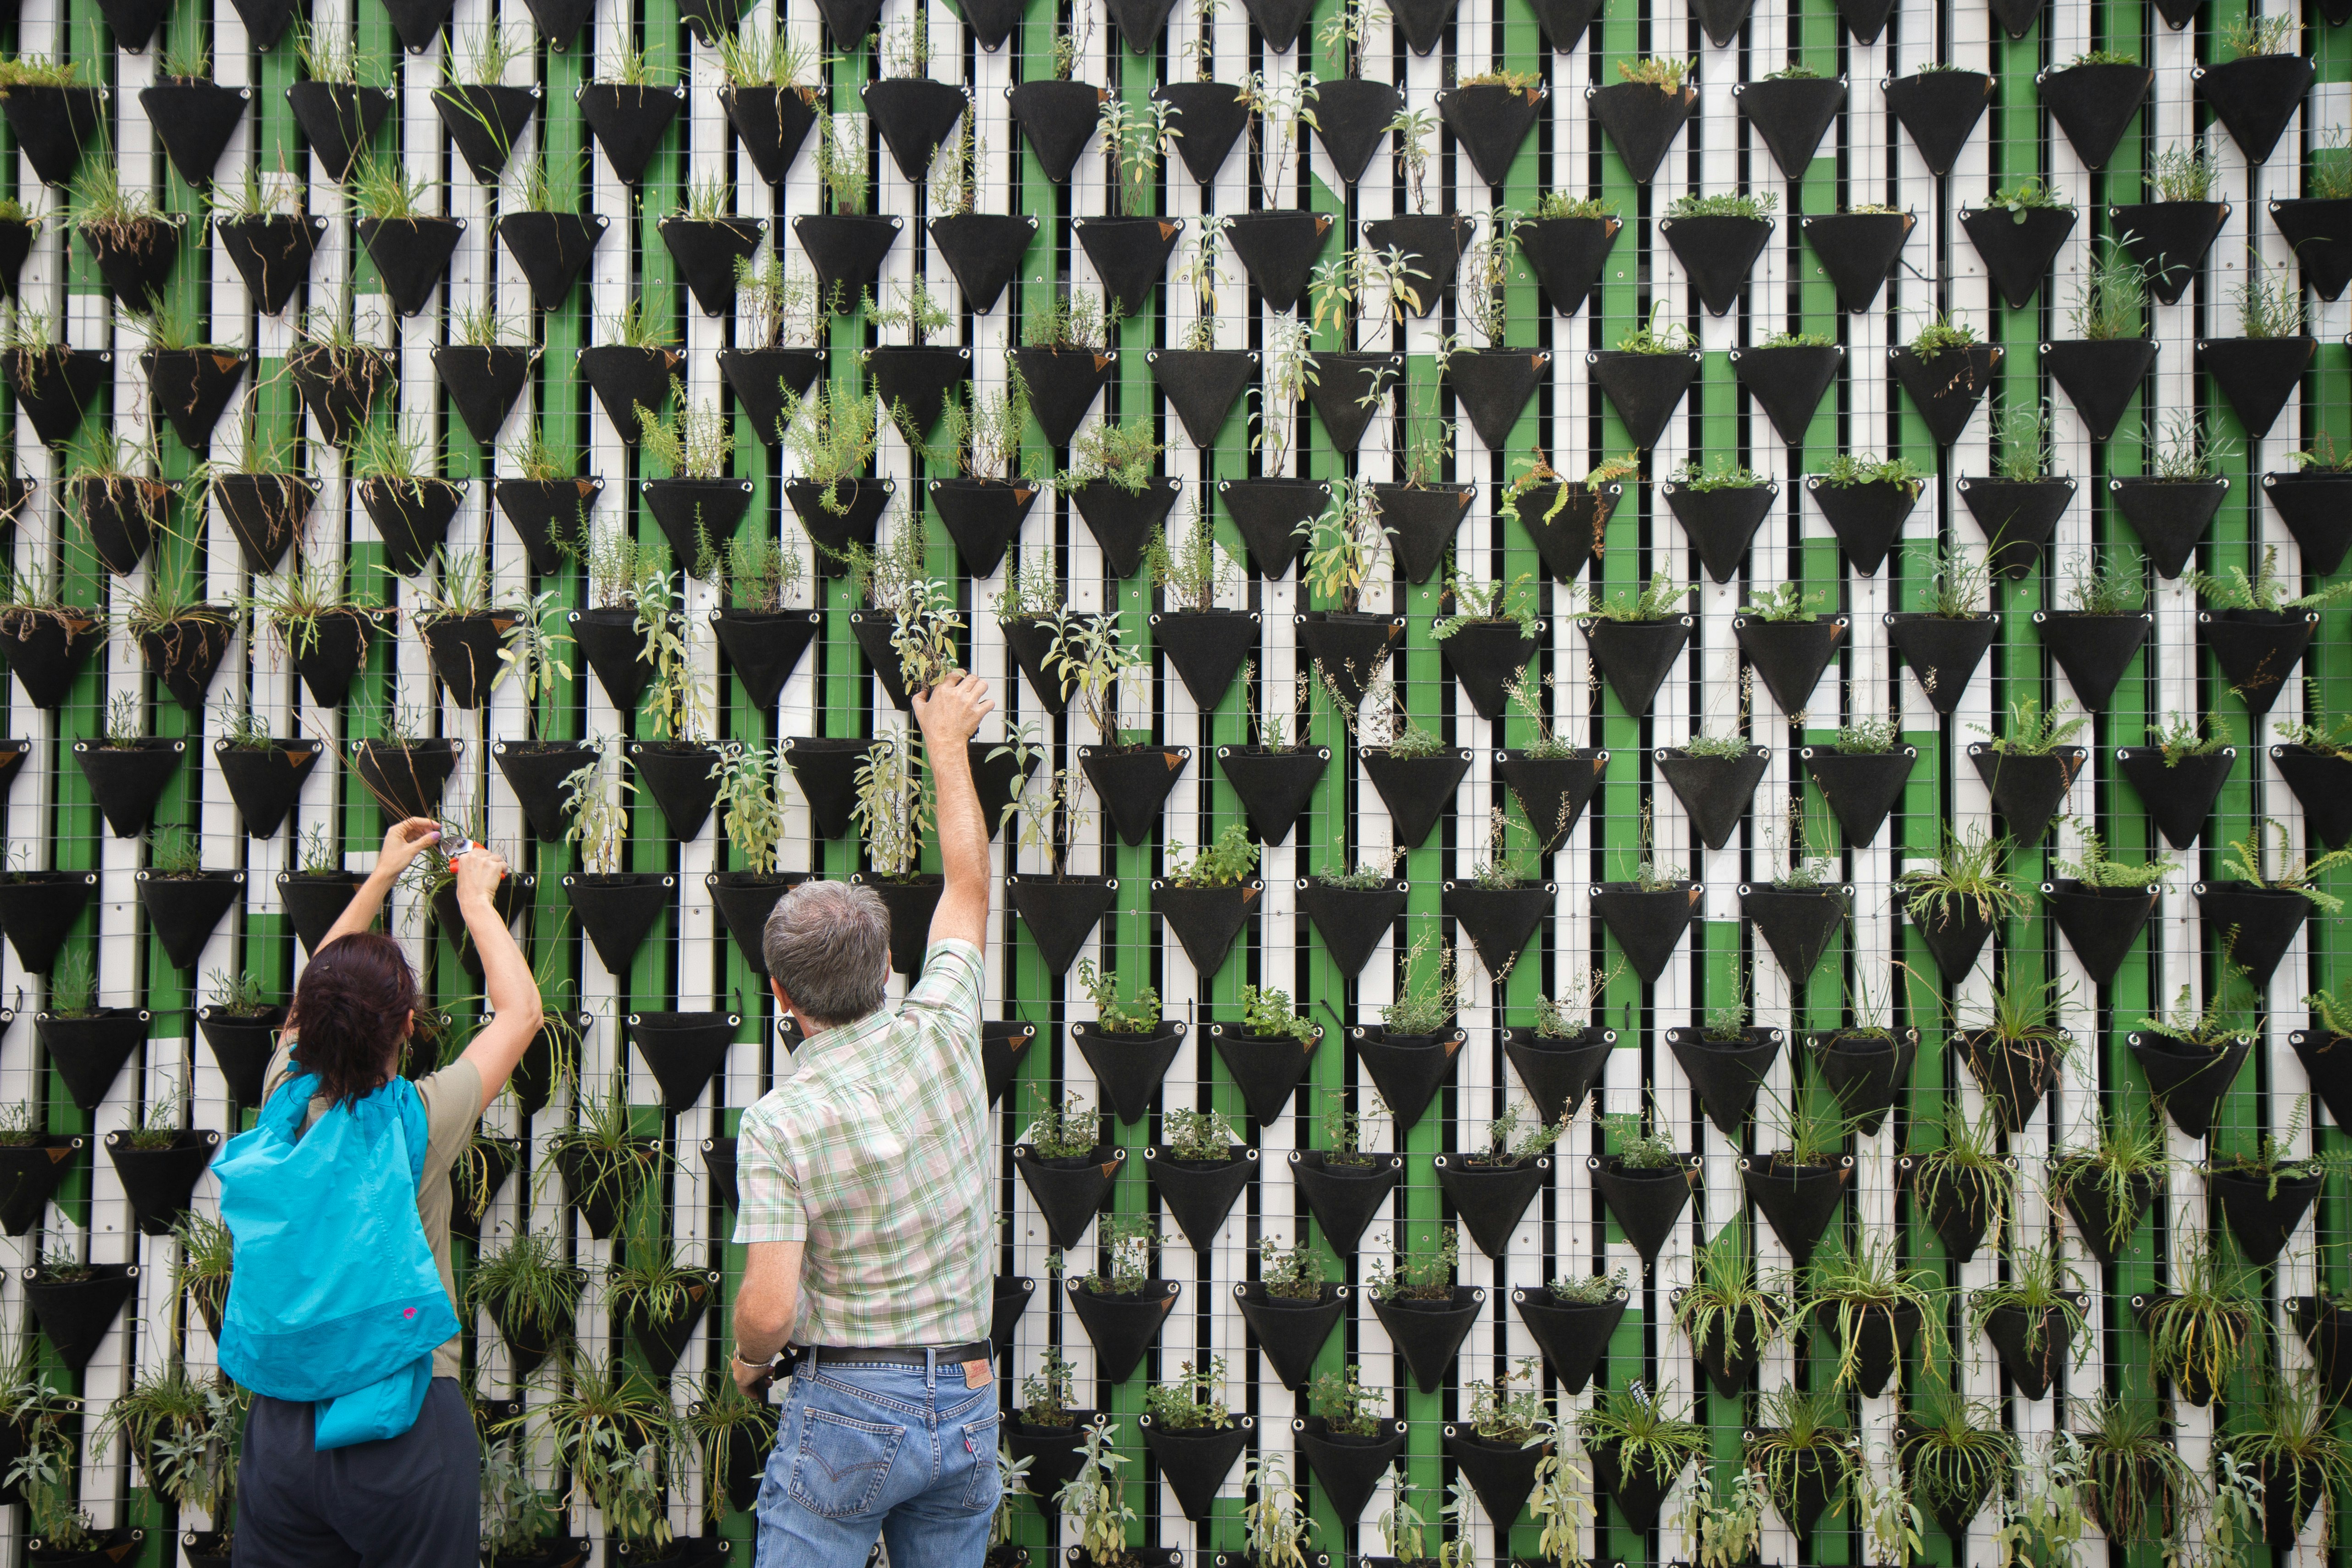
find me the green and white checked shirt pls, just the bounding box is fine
[731,938,992,1348]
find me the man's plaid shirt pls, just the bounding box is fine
[731,938,992,1347]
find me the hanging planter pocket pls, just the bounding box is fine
[38,1009,154,1113]
[69,476,168,576]
[626,1011,740,1112]
[75,738,183,839]
[709,607,821,710]
[1742,883,1850,984]
[1592,1154,1700,1264]
[215,473,316,573]
[1070,477,1181,578]
[1140,1413,1252,1525]
[1007,79,1105,182]
[1440,623,1540,722]
[1886,613,1997,716]
[2196,53,2314,165]
[1961,204,2077,309]
[2038,61,2151,169]
[1147,1144,1258,1251]
[1730,342,1840,445]
[2042,337,2156,442]
[1512,1285,1625,1394]
[352,737,458,823]
[1590,349,1700,449]
[2113,200,2228,305]
[1663,480,1776,584]
[1153,881,1259,977]
[1445,349,1550,449]
[289,345,392,447]
[2262,469,2352,574]
[1807,476,1919,574]
[1909,898,1995,984]
[1895,343,2003,448]
[656,215,765,317]
[1224,210,1333,314]
[1353,1027,1464,1133]
[1517,213,1621,317]
[1292,1149,1401,1253]
[420,613,515,710]
[1506,480,1620,584]
[861,77,966,181]
[1152,81,1248,182]
[2296,1296,2352,1407]
[1,83,104,187]
[1443,879,1552,978]
[1071,1020,1187,1123]
[0,1133,82,1236]
[2212,1168,2322,1267]
[1819,1298,1921,1397]
[1207,1022,1321,1124]
[1235,1283,1347,1391]
[1592,880,1700,983]
[1307,78,1403,185]
[1656,745,1768,850]
[1665,1026,1784,1137]
[144,348,247,451]
[1900,1152,1999,1260]
[80,217,179,311]
[137,871,243,970]
[1079,746,1190,846]
[1809,1028,1917,1136]
[8,347,110,448]
[1733,614,1846,717]
[2269,198,2352,301]
[1660,213,1773,316]
[2051,1159,2159,1264]
[705,872,809,977]
[1584,615,1693,716]
[1799,211,1910,315]
[2203,607,2316,717]
[1981,1298,2083,1399]
[357,215,464,317]
[563,872,674,974]
[1075,215,1183,323]
[864,877,947,976]
[578,83,685,184]
[1296,612,1404,707]
[642,477,753,572]
[927,212,1035,315]
[1150,348,1256,448]
[570,607,653,711]
[22,1263,138,1375]
[1297,877,1406,977]
[2035,610,2151,710]
[1370,1286,1483,1394]
[215,738,321,839]
[1362,747,1472,849]
[139,613,236,713]
[2202,337,2318,453]
[2114,744,2232,850]
[431,82,540,182]
[499,212,609,312]
[2043,879,2159,986]
[1884,69,1993,175]
[2277,745,2352,850]
[1501,749,1607,854]
[1959,1029,2070,1133]
[1439,83,1544,187]
[792,213,902,309]
[1361,215,1474,315]
[1009,345,1114,447]
[1741,1154,1851,1267]
[719,85,819,184]
[1958,476,2071,578]
[1588,79,1696,183]
[929,479,1037,579]
[1435,1155,1546,1259]
[1213,745,1326,845]
[1967,743,2085,845]
[1735,74,1846,180]
[629,741,724,839]
[1442,1426,1546,1536]
[106,1129,220,1236]
[359,477,463,577]
[1295,1416,1406,1523]
[1591,1441,1686,1532]
[1302,350,1399,452]
[2195,880,2309,986]
[1502,1025,1613,1123]
[1800,745,1915,849]
[217,213,325,314]
[1013,1143,1123,1250]
[790,479,895,572]
[0,873,94,975]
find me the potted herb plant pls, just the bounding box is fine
[1581,1382,1705,1532]
[1515,192,1620,318]
[1355,934,1466,1132]
[1804,1232,1937,1397]
[715,29,818,183]
[1053,612,1191,845]
[2115,711,2233,851]
[1069,958,1183,1123]
[1805,450,1927,575]
[1433,1102,1561,1260]
[1898,1377,2015,1539]
[931,376,1043,579]
[1591,56,1696,183]
[2204,1093,2341,1266]
[1592,302,1701,448]
[1966,696,2088,845]
[1296,479,1403,706]
[1659,457,1774,583]
[2135,1233,2259,1407]
[1302,0,1402,182]
[0,315,107,448]
[1062,1215,1181,1385]
[1509,1269,1626,1400]
[1884,541,1997,717]
[123,571,234,715]
[1060,416,1174,580]
[1673,1223,1789,1396]
[555,751,670,975]
[2190,544,2352,715]
[1147,507,1253,710]
[1745,1385,1856,1537]
[2043,825,2175,984]
[1013,1090,1121,1251]
[576,33,684,186]
[1900,1102,2017,1263]
[468,1231,584,1378]
[2048,1104,2168,1264]
[133,825,243,973]
[36,948,153,1114]
[1233,1238,1343,1395]
[1804,976,1916,1134]
[0,565,100,712]
[2197,12,2313,164]
[62,430,170,577]
[75,693,184,840]
[1969,1241,2088,1400]
[1136,1357,1245,1526]
[348,154,459,318]
[1665,987,1782,1137]
[1294,1368,1403,1524]
[1591,1109,1696,1264]
[2114,409,2236,578]
[1956,399,2072,576]
[1738,1089,1852,1263]
[1292,1096,1400,1254]
[1591,806,1700,983]
[2075,1394,2190,1541]
[1302,245,1415,450]
[781,382,889,564]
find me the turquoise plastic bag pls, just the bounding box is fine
[215,1071,459,1450]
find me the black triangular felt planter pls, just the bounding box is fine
[137,872,244,969]
[1665,1027,1783,1137]
[1208,1022,1320,1122]
[1592,1441,1686,1534]
[359,479,463,576]
[1502,1027,1612,1124]
[720,86,819,185]
[1225,210,1333,314]
[1151,349,1255,447]
[1372,1288,1481,1394]
[38,1011,151,1113]
[1005,1414,1096,1517]
[493,741,599,842]
[861,77,966,182]
[0,877,77,970]
[1744,886,1849,983]
[1219,479,1325,580]
[2036,611,2151,711]
[626,1272,717,1377]
[1893,342,2001,447]
[715,345,828,439]
[2297,1296,2352,1408]
[1390,0,1460,50]
[83,218,182,310]
[2270,199,2352,301]
[0,741,25,805]
[7,348,110,448]
[658,217,763,317]
[1800,211,1911,315]
[1528,0,1602,48]
[1664,481,1776,583]
[564,873,673,974]
[1353,1027,1462,1132]
[2128,1032,2250,1140]
[1309,77,1402,185]
[498,212,609,312]
[794,214,902,309]
[1800,745,1914,849]
[106,1130,218,1236]
[1148,1146,1257,1250]
[1513,1287,1624,1394]
[627,1011,737,1112]
[1592,1157,1697,1264]
[2112,477,2226,579]
[1297,878,1405,977]
[1446,348,1550,448]
[0,1136,80,1236]
[2212,1169,2320,1266]
[630,742,724,839]
[2115,745,2231,850]
[869,877,947,975]
[141,617,236,713]
[1724,348,1835,454]
[1958,477,2071,578]
[379,0,455,50]
[2279,747,2352,851]
[2197,882,2310,985]
[1808,477,1917,575]
[1362,215,1473,317]
[928,213,1034,316]
[1592,882,1699,983]
[144,348,246,451]
[2043,337,2155,443]
[1010,346,1113,448]
[1657,746,1768,850]
[1735,75,1845,180]
[1660,214,1773,316]
[1376,484,1473,584]
[1887,613,1997,716]
[1885,70,1993,176]
[1238,0,1314,48]
[1142,1416,1253,1524]
[1435,1155,1546,1259]
[1441,621,1539,720]
[1153,882,1259,976]
[1591,349,1700,449]
[22,1264,137,1374]
[1589,80,1696,184]
[707,872,807,976]
[1734,615,1846,717]
[1077,215,1185,325]
[215,739,321,838]
[1908,896,1995,982]
[196,1007,284,1106]
[1585,617,1692,716]
[1153,82,1248,184]
[711,609,821,710]
[1910,1159,1997,1260]
[1072,1021,1186,1122]
[1960,1029,2070,1133]
[1440,1427,1546,1536]
[1968,745,2085,845]
[141,80,250,187]
[1296,612,1403,708]
[289,346,392,447]
[0,218,35,302]
[1154,610,1257,711]
[2113,201,2228,306]
[433,345,536,447]
[930,479,1038,578]
[1292,1150,1401,1253]
[353,740,458,823]
[2205,608,2316,717]
[1363,749,1473,850]
[2040,63,2151,170]
[1235,1284,1347,1391]
[432,83,540,183]
[1810,1030,1918,1137]
[1822,1300,1920,1396]
[285,82,390,183]
[0,84,101,187]
[1444,881,1551,977]
[2197,54,2314,166]
[1007,79,1104,183]
[1000,617,1074,712]
[1962,205,2077,309]
[278,871,363,956]
[1297,1416,1405,1522]
[643,479,754,569]
[571,607,654,711]
[579,83,685,184]
[1303,350,1399,452]
[1080,747,1189,846]
[76,740,182,838]
[229,0,298,46]
[1742,1157,1850,1267]
[791,480,894,572]
[980,1024,1038,1108]
[72,477,166,575]
[2263,470,2352,574]
[1982,1302,2077,1399]
[1518,215,1620,316]
[1439,84,1544,187]
[2044,881,2158,985]
[1013,1146,1121,1250]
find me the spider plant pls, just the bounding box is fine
[2072,1393,2191,1540]
[518,1356,682,1550]
[2048,1104,2169,1257]
[1745,1385,1858,1530]
[1674,1223,1789,1379]
[1802,1231,1942,1391]
[1906,1102,2019,1255]
[1579,1382,1706,1487]
[541,1071,668,1227]
[1899,826,2032,930]
[2141,1232,2261,1402]
[1967,1241,2089,1365]
[469,1230,587,1345]
[1899,1376,2017,1533]
[2219,1373,2352,1548]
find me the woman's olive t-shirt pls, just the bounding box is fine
[262,1041,482,1381]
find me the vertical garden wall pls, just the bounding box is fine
[0,0,2348,1556]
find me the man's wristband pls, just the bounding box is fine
[732,1347,776,1373]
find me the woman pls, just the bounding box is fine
[223,818,541,1568]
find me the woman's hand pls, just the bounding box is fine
[375,818,442,881]
[453,846,509,908]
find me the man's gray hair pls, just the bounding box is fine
[763,881,892,1026]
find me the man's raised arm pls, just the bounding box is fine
[912,672,996,953]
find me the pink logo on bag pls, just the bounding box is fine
[403,1308,417,1319]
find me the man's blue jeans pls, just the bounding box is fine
[755,1352,999,1568]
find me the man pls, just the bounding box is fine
[730,669,1000,1568]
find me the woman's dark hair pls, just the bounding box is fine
[290,932,419,1106]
